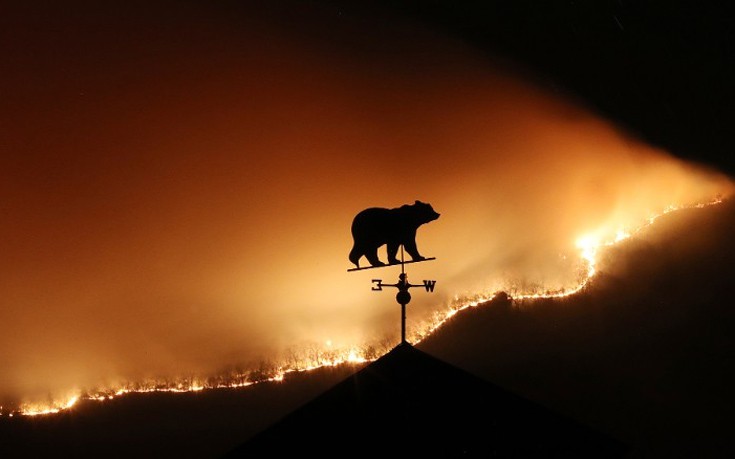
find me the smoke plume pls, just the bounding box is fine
[1,1,732,406]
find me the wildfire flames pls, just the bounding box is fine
[0,197,727,418]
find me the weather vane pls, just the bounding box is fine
[347,200,440,344]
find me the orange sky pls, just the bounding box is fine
[1,1,732,406]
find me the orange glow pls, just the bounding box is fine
[0,197,728,418]
[2,2,734,418]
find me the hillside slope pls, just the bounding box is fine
[419,199,735,458]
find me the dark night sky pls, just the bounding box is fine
[379,0,735,176]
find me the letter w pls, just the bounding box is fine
[423,280,436,292]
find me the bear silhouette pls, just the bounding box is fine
[349,200,440,268]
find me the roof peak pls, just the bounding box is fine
[225,342,627,457]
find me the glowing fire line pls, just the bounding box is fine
[0,197,725,418]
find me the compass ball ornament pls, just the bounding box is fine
[348,200,440,269]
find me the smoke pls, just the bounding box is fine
[1,1,733,406]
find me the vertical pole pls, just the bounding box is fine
[401,302,406,344]
[400,246,406,344]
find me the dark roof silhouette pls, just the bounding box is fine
[222,342,628,458]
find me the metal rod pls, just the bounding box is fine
[400,246,406,343]
[401,302,406,343]
[353,245,435,346]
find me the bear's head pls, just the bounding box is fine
[407,200,440,224]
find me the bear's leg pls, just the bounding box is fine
[349,245,362,268]
[404,237,425,262]
[365,245,385,267]
[387,242,400,264]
